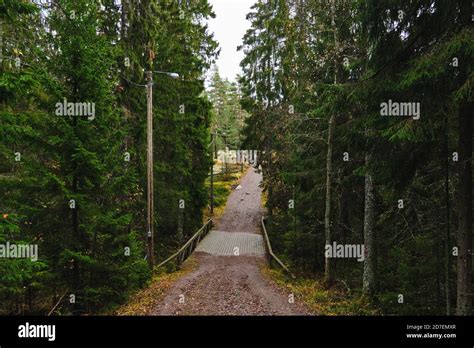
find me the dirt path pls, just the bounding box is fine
[214,167,264,234]
[152,167,308,315]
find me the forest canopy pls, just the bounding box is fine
[238,0,472,315]
[0,0,472,317]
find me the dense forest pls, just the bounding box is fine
[239,0,472,315]
[0,0,472,317]
[207,67,249,150]
[0,0,219,314]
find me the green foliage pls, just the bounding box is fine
[0,0,217,314]
[264,268,378,315]
[240,0,472,315]
[0,215,48,314]
[207,66,249,149]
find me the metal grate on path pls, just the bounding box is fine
[195,230,265,257]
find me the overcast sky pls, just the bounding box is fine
[206,0,255,83]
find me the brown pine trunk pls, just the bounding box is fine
[455,100,472,315]
[324,113,335,284]
[324,0,339,285]
[363,152,376,296]
[455,0,472,316]
[444,119,451,315]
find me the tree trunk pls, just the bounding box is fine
[267,124,273,219]
[444,119,451,315]
[363,152,376,296]
[455,100,472,315]
[120,0,128,39]
[455,0,472,316]
[324,0,338,285]
[324,113,335,284]
[71,67,81,313]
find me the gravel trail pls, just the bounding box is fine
[153,168,309,315]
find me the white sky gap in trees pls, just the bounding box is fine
[206,0,255,83]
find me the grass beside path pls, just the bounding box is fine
[114,256,198,315]
[203,162,248,225]
[261,267,380,315]
[115,163,248,315]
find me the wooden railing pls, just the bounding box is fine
[47,289,69,316]
[156,219,213,269]
[261,217,296,279]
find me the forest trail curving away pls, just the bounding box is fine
[152,168,309,315]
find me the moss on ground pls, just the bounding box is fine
[115,165,248,315]
[261,267,380,315]
[203,163,248,224]
[114,256,198,315]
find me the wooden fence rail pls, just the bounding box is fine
[261,217,296,279]
[156,219,213,269]
[46,220,213,315]
[47,289,69,316]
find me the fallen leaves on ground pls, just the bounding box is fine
[114,257,198,316]
[261,267,380,315]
